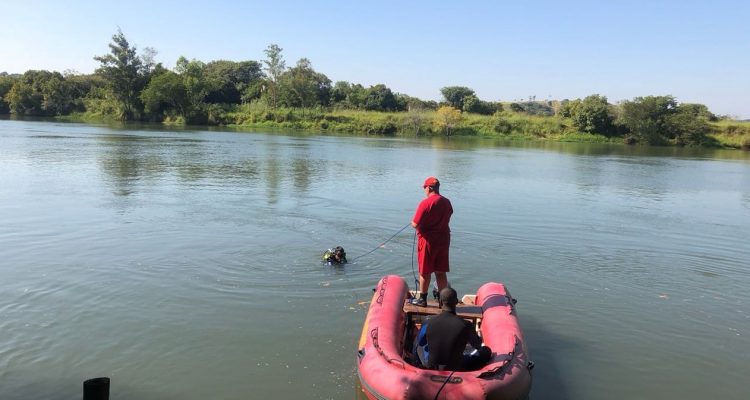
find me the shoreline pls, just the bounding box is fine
[3,111,748,150]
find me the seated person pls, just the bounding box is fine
[417,287,492,371]
[322,246,347,265]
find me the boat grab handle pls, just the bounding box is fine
[476,336,520,379]
[370,327,406,369]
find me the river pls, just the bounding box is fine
[1,119,749,399]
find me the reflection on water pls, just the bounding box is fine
[264,142,281,205]
[98,135,171,196]
[0,119,749,400]
[95,132,326,206]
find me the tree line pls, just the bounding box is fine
[0,30,742,147]
[0,30,435,123]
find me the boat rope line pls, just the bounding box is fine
[370,327,406,369]
[411,230,418,294]
[433,370,457,400]
[349,223,412,263]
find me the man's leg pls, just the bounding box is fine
[435,272,449,291]
[410,272,431,306]
[415,237,431,305]
[419,272,431,296]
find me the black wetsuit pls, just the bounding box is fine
[324,254,347,265]
[425,310,483,370]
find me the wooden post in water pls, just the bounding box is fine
[83,377,109,400]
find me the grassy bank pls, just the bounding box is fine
[214,104,619,143]
[218,105,747,148]
[58,105,750,149]
[708,120,750,150]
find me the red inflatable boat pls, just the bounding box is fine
[357,275,532,400]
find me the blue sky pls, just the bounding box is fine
[2,0,749,118]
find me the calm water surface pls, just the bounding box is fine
[1,119,749,399]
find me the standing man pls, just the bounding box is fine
[411,176,453,306]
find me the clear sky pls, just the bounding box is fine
[2,0,749,118]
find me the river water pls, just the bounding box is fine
[1,119,749,399]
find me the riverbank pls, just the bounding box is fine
[53,106,750,150]
[220,106,614,142]
[709,119,750,149]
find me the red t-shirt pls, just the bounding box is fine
[412,194,453,243]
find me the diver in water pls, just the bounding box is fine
[323,246,347,265]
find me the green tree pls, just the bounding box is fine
[5,81,37,115]
[278,58,331,108]
[242,80,265,104]
[203,60,263,104]
[558,99,580,118]
[462,95,497,115]
[141,56,216,122]
[363,84,399,111]
[262,44,286,108]
[330,81,352,106]
[4,70,85,116]
[617,95,678,144]
[571,94,614,135]
[0,74,19,114]
[440,86,475,109]
[678,103,717,122]
[38,72,69,115]
[176,57,213,121]
[346,84,367,108]
[664,103,713,146]
[664,110,711,146]
[140,70,188,118]
[396,94,437,112]
[94,29,148,119]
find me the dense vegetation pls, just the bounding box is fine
[1,30,748,149]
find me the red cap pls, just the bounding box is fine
[423,176,439,188]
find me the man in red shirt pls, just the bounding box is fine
[411,176,453,306]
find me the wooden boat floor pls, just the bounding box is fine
[403,301,483,320]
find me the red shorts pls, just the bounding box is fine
[417,236,450,274]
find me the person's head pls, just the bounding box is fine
[333,246,346,261]
[438,287,459,311]
[423,176,440,195]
